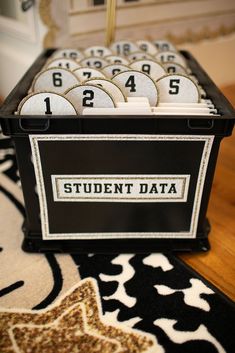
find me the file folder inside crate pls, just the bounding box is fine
[0,49,234,253]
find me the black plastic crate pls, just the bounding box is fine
[0,49,234,253]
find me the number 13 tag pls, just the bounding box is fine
[156,74,200,103]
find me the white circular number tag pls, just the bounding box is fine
[102,64,130,78]
[155,51,187,68]
[130,59,166,80]
[65,84,116,114]
[80,56,108,69]
[85,78,126,103]
[112,70,159,106]
[51,49,84,60]
[110,40,139,56]
[73,67,105,81]
[84,46,112,57]
[156,74,200,103]
[128,51,153,62]
[105,55,130,65]
[153,40,177,52]
[46,58,81,71]
[162,62,187,75]
[32,68,80,93]
[136,40,158,55]
[17,92,77,115]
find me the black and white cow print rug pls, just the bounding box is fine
[0,132,234,353]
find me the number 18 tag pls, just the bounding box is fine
[156,74,200,103]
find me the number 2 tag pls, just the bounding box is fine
[156,74,200,103]
[17,92,77,115]
[65,84,116,114]
[84,78,126,103]
[31,68,80,93]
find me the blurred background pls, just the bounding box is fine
[0,0,235,98]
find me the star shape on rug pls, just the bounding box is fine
[0,277,161,353]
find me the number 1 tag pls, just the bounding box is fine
[17,92,77,115]
[65,84,116,114]
[156,74,200,103]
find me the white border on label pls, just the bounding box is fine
[30,134,214,240]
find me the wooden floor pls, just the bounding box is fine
[181,85,235,301]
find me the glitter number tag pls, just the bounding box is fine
[73,67,106,81]
[17,92,77,115]
[85,78,126,103]
[112,70,159,106]
[102,64,130,78]
[46,58,81,71]
[155,51,187,68]
[110,40,139,56]
[32,68,80,93]
[80,57,108,69]
[130,59,166,80]
[65,85,116,114]
[51,49,84,60]
[156,74,200,103]
[84,46,112,57]
[136,40,158,55]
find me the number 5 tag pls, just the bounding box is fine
[156,74,200,103]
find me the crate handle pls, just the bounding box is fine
[187,118,214,130]
[19,118,50,132]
